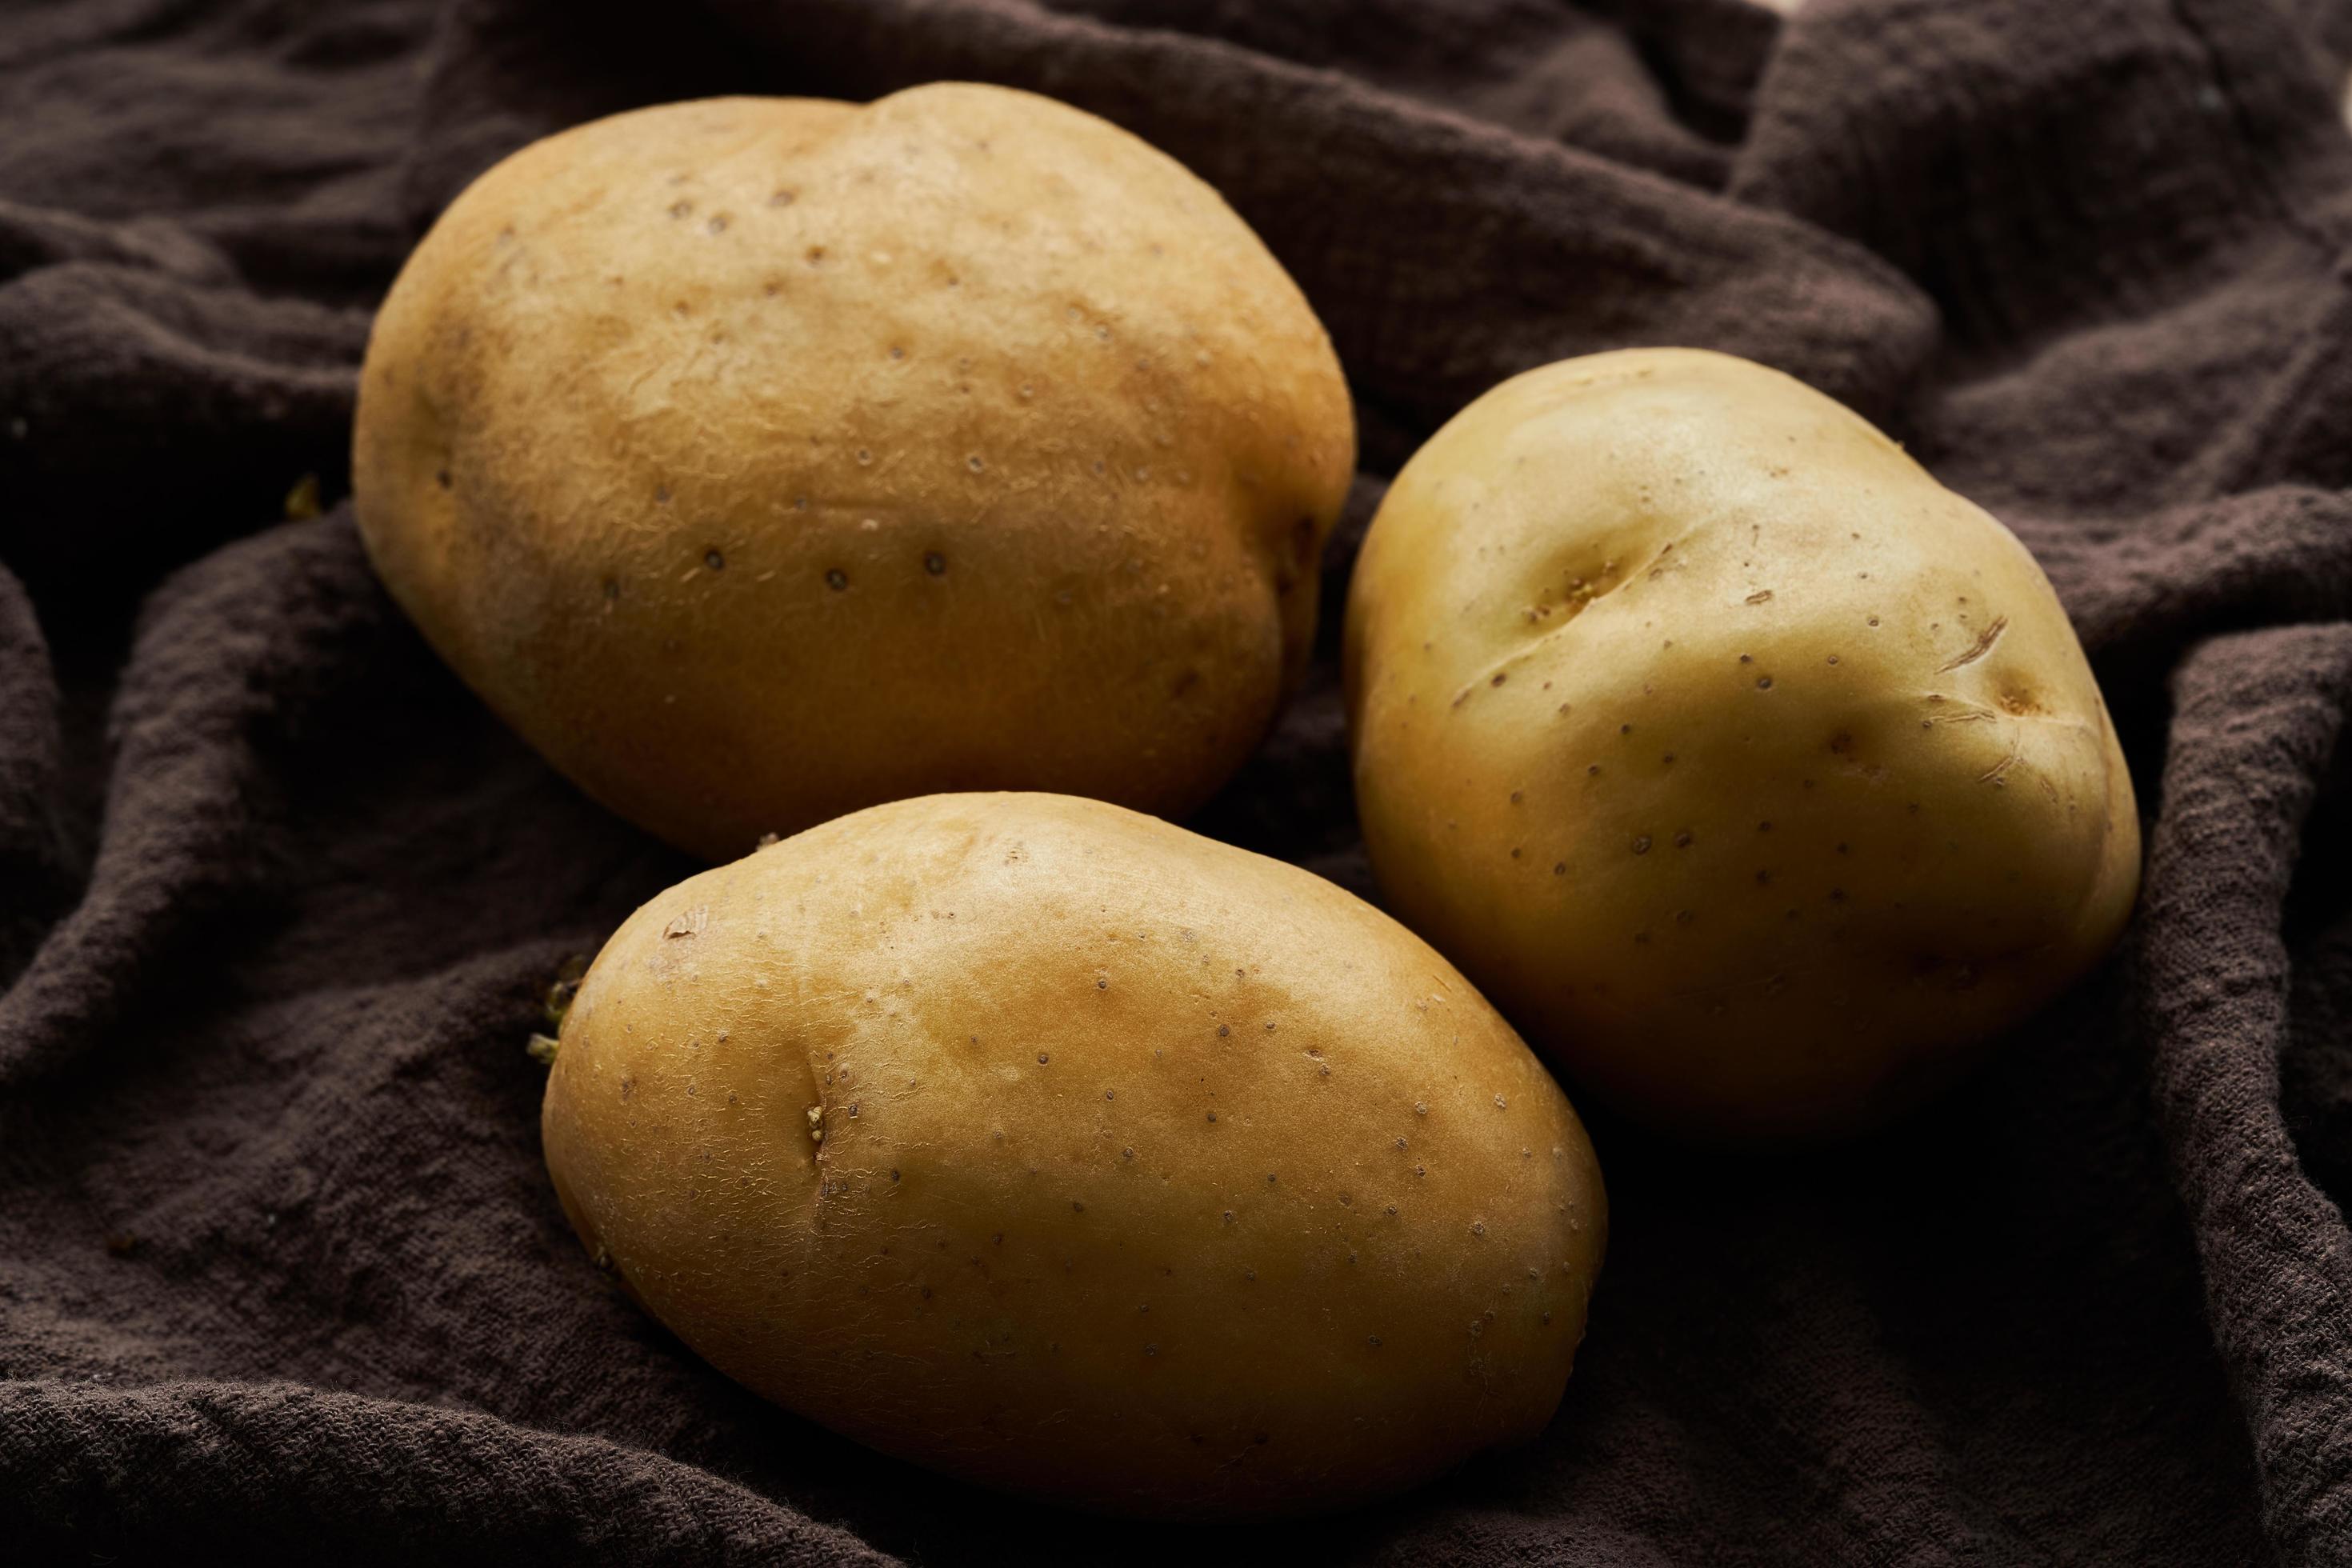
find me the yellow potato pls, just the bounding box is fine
[541,793,1606,1518]
[1345,350,2140,1142]
[354,87,1352,861]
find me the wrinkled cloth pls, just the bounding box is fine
[8,0,2352,1562]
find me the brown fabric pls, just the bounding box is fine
[6,0,2352,1562]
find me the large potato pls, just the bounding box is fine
[1346,350,2140,1142]
[540,793,1606,1518]
[354,87,1352,861]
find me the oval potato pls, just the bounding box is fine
[1346,349,2140,1142]
[541,793,1606,1518]
[354,87,1353,861]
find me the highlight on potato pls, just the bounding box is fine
[1344,348,2140,1143]
[538,792,1607,1519]
[353,84,1354,862]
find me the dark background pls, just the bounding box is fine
[8,1,2352,1562]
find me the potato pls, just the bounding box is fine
[354,87,1352,861]
[1345,350,2140,1142]
[540,792,1606,1518]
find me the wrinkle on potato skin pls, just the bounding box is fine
[1346,349,2141,1143]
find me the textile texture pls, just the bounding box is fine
[7,0,2352,1562]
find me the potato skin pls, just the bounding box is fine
[354,88,1353,861]
[1345,350,2141,1142]
[540,793,1606,1518]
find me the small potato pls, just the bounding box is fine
[1346,350,2140,1142]
[541,793,1606,1518]
[354,87,1352,861]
